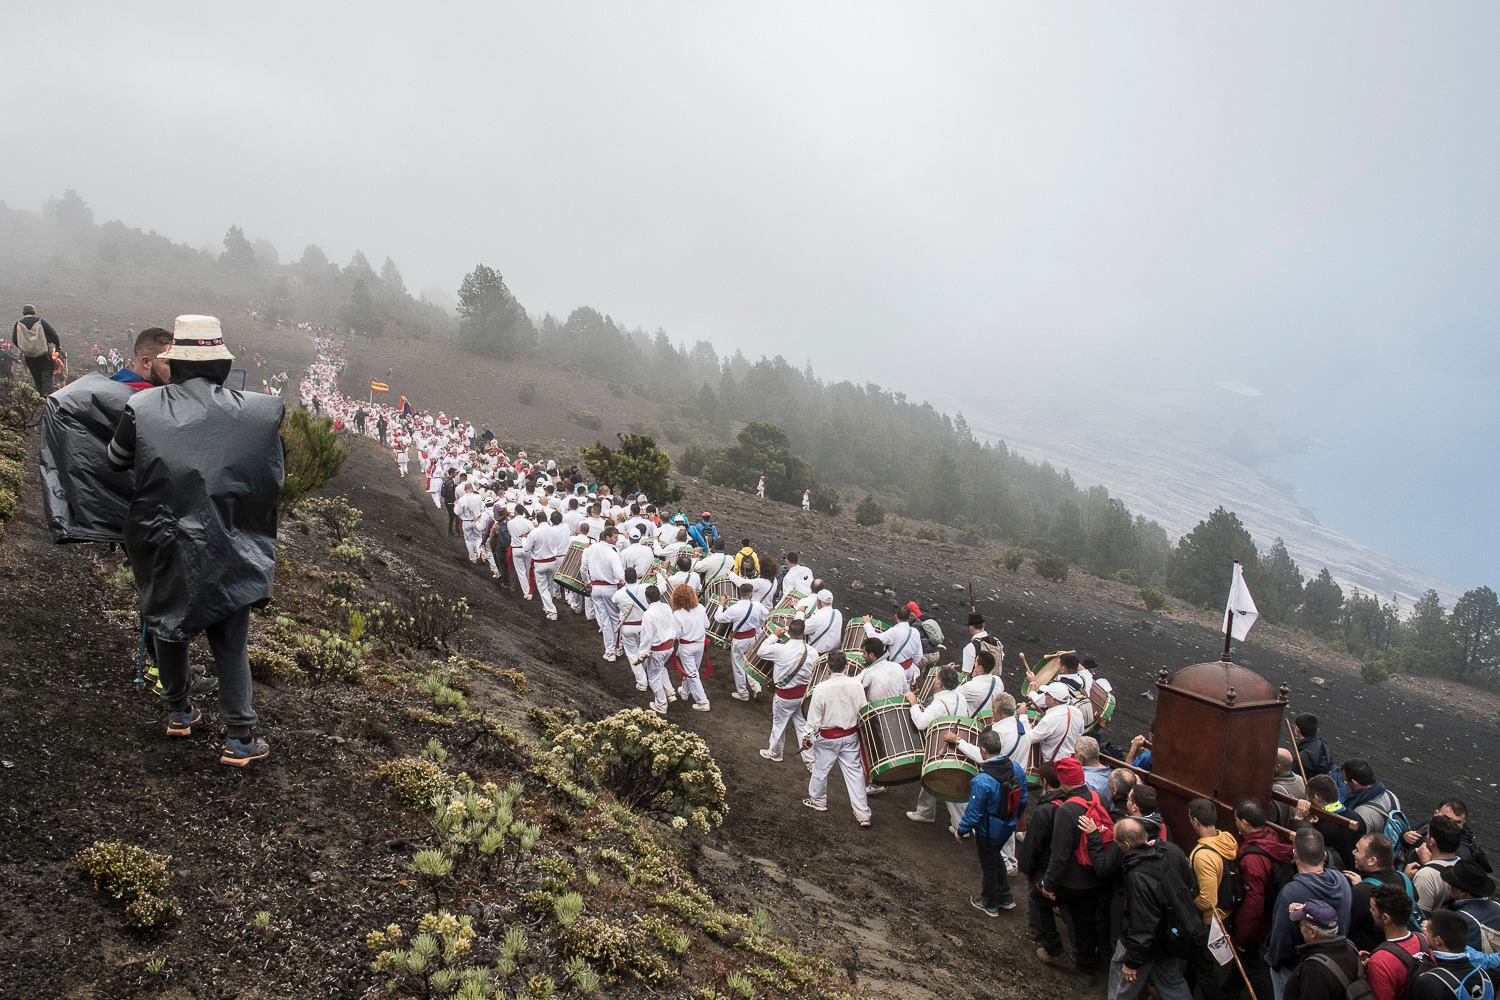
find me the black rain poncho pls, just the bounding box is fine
[39,373,138,543]
[117,380,285,641]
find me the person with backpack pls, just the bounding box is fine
[1442,861,1500,953]
[1187,797,1239,1000]
[1364,884,1430,1000]
[1107,816,1197,1000]
[1410,910,1495,1000]
[1404,801,1493,874]
[1408,817,1466,916]
[955,727,1029,916]
[906,601,944,671]
[14,304,62,396]
[1299,774,1368,870]
[1268,828,1354,999]
[1346,833,1425,951]
[1234,797,1297,1000]
[1294,714,1336,779]
[1281,899,1362,1000]
[1342,760,1411,850]
[732,538,759,578]
[961,612,1003,677]
[1033,757,1114,979]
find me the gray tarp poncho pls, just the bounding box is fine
[120,380,285,641]
[39,373,138,543]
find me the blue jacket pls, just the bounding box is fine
[1452,897,1500,951]
[1265,868,1353,970]
[957,756,1028,842]
[688,520,718,549]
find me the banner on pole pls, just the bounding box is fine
[370,379,390,394]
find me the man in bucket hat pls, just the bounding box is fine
[108,315,284,766]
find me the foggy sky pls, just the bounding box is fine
[4,3,1497,587]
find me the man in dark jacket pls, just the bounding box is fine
[441,469,459,535]
[1443,860,1500,952]
[1107,817,1194,1000]
[107,315,283,767]
[1410,909,1494,1000]
[1293,714,1335,778]
[1282,899,1361,1000]
[1032,756,1112,978]
[1404,800,1493,873]
[1346,832,1423,950]
[955,728,1028,916]
[1298,774,1365,870]
[1233,797,1296,1000]
[13,303,62,395]
[1267,828,1354,998]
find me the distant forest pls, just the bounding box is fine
[2,194,1495,689]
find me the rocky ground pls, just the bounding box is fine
[2,316,1495,1000]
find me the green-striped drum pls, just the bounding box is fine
[921,715,983,802]
[841,616,887,658]
[801,651,867,718]
[743,609,797,689]
[857,696,924,785]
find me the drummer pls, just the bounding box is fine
[692,538,734,587]
[864,605,925,685]
[859,638,910,701]
[1029,681,1085,764]
[756,618,816,770]
[613,568,651,687]
[667,552,703,596]
[800,651,872,828]
[619,528,656,580]
[801,590,843,656]
[714,582,766,701]
[957,649,1004,717]
[903,666,966,831]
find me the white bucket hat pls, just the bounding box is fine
[157,315,235,361]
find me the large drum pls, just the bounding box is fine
[644,557,670,590]
[841,616,888,657]
[858,697,924,786]
[921,715,983,802]
[1022,650,1072,697]
[555,538,590,594]
[743,609,797,688]
[1085,678,1116,736]
[801,653,867,717]
[916,666,940,704]
[773,589,809,614]
[702,579,741,649]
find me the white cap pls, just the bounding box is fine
[817,589,833,603]
[1038,681,1071,703]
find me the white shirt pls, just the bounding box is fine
[637,602,678,653]
[956,715,1034,766]
[782,564,814,598]
[672,606,708,644]
[956,673,1004,717]
[506,515,534,551]
[693,552,734,585]
[803,605,843,654]
[757,637,814,691]
[910,688,962,731]
[961,630,1001,676]
[454,492,484,523]
[620,542,656,578]
[1031,702,1085,763]
[582,543,624,587]
[805,672,867,732]
[667,570,702,595]
[715,599,765,637]
[860,659,910,702]
[866,619,922,665]
[613,583,651,625]
[525,522,570,562]
[729,573,774,607]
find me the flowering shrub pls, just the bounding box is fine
[75,839,181,929]
[372,757,455,810]
[365,593,471,652]
[367,910,491,999]
[299,495,362,540]
[550,709,727,834]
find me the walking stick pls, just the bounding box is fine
[134,622,148,684]
[1286,718,1309,785]
[1227,936,1258,1000]
[967,576,975,615]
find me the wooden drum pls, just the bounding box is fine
[703,579,741,649]
[773,589,809,614]
[916,666,941,704]
[921,715,982,803]
[801,653,867,717]
[857,697,924,786]
[743,609,797,688]
[555,538,590,594]
[841,616,887,657]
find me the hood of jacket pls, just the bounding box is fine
[1296,867,1350,906]
[1239,826,1294,862]
[1199,830,1239,861]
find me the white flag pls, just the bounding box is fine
[1223,561,1259,642]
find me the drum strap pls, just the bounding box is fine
[1002,717,1026,759]
[735,603,757,632]
[891,625,917,662]
[627,590,648,613]
[778,646,810,691]
[976,677,996,716]
[809,612,838,649]
[1045,708,1075,763]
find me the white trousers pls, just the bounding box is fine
[768,696,811,762]
[809,734,871,822]
[675,640,708,706]
[397,454,409,476]
[462,521,482,560]
[564,588,585,614]
[730,637,760,696]
[533,562,559,616]
[912,786,966,828]
[643,648,673,705]
[512,551,532,598]
[590,590,620,655]
[620,626,645,685]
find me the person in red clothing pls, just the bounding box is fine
[1233,797,1296,1000]
[1364,884,1428,1000]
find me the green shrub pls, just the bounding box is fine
[0,429,26,462]
[854,494,885,526]
[1033,552,1069,583]
[1140,586,1166,612]
[569,410,603,431]
[913,526,946,543]
[1113,568,1141,586]
[1002,549,1026,572]
[365,593,472,653]
[578,433,676,501]
[372,757,456,810]
[550,708,727,834]
[280,408,349,511]
[0,456,22,494]
[807,482,841,515]
[517,379,538,404]
[325,570,365,600]
[75,840,180,929]
[300,495,362,540]
[328,541,365,565]
[0,378,42,431]
[0,487,15,521]
[1361,654,1391,686]
[888,519,908,536]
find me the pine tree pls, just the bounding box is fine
[1301,568,1345,639]
[1166,507,1260,609]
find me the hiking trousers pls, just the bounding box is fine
[154,606,256,739]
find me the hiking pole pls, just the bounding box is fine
[134,622,148,684]
[1227,935,1258,1000]
[1286,718,1309,785]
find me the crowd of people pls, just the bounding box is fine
[285,340,1499,1000]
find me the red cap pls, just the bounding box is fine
[906,601,922,617]
[1054,757,1086,788]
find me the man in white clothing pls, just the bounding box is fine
[956,649,1004,717]
[757,619,815,768]
[524,510,570,621]
[781,551,814,600]
[453,483,485,561]
[859,638,910,701]
[1029,681,1085,767]
[669,584,711,712]
[715,584,766,701]
[865,605,925,684]
[632,586,678,715]
[506,505,536,600]
[692,541,734,588]
[667,552,702,596]
[801,651,871,827]
[756,475,765,498]
[583,525,626,659]
[961,613,1003,678]
[619,530,656,580]
[904,666,966,829]
[612,569,651,689]
[802,590,843,655]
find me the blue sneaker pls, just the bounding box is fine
[970,897,1000,918]
[220,736,270,767]
[165,705,202,737]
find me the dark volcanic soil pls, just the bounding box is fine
[3,317,1496,1000]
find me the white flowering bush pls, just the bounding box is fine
[365,593,472,652]
[550,709,727,834]
[367,910,492,999]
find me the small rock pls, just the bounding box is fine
[850,580,865,591]
[1414,723,1424,729]
[1402,756,1414,764]
[330,735,347,744]
[1311,676,1326,686]
[1141,691,1154,701]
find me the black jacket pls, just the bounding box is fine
[1297,736,1334,777]
[1042,789,1106,892]
[1118,840,1192,970]
[1284,937,1361,1000]
[1409,954,1494,1000]
[1018,789,1067,882]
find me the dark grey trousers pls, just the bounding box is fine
[154,606,257,739]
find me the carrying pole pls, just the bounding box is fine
[134,622,148,684]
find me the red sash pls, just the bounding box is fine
[819,726,856,739]
[733,630,757,640]
[650,641,674,652]
[776,684,807,700]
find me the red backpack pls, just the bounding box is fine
[1065,789,1116,867]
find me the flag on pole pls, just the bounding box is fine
[400,394,414,416]
[370,379,390,394]
[1223,561,1259,642]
